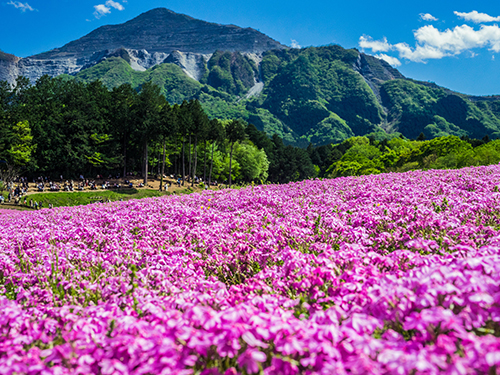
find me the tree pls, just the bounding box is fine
[233,141,269,182]
[188,100,209,187]
[225,119,246,187]
[177,101,193,186]
[134,82,166,184]
[158,103,177,191]
[111,83,138,177]
[207,119,224,186]
[0,120,36,187]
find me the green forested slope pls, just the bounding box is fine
[380,80,500,140]
[64,45,500,146]
[72,57,202,103]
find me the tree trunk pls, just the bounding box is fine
[160,140,166,191]
[192,137,198,188]
[203,141,207,183]
[174,151,177,176]
[143,140,148,184]
[209,142,215,187]
[188,135,192,184]
[182,137,185,186]
[229,142,234,188]
[157,146,161,176]
[123,133,127,178]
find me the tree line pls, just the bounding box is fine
[0,76,318,186]
[6,76,493,188]
[308,132,500,178]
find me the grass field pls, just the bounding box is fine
[1,188,186,210]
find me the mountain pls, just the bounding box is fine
[2,8,500,146]
[0,8,285,84]
[35,8,284,59]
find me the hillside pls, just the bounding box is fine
[66,43,500,146]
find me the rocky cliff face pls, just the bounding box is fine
[353,53,405,101]
[0,52,20,84]
[1,8,286,85]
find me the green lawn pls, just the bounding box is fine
[8,189,172,210]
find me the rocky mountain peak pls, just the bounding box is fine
[32,8,286,60]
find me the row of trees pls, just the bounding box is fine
[4,76,499,187]
[308,132,500,178]
[0,76,318,186]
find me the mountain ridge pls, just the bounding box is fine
[31,8,286,59]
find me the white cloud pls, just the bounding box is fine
[291,39,301,49]
[414,24,500,54]
[7,1,35,12]
[93,4,111,18]
[106,0,124,11]
[93,0,125,19]
[392,42,446,62]
[359,36,391,52]
[420,13,438,22]
[375,54,401,67]
[454,11,500,24]
[359,21,500,63]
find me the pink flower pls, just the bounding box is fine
[237,349,266,374]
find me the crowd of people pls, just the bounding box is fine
[0,174,132,210]
[0,172,223,210]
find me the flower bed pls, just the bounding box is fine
[2,166,500,374]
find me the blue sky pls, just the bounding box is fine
[1,0,499,96]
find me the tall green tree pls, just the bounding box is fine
[188,99,209,187]
[158,102,177,191]
[207,119,224,186]
[225,119,246,187]
[0,120,36,185]
[111,83,138,177]
[134,82,166,184]
[177,101,193,186]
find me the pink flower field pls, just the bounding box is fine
[2,166,500,374]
